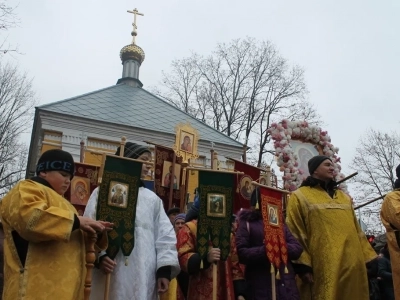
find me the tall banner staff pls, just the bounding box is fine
[95,137,152,300]
[186,168,243,300]
[103,138,126,300]
[252,181,291,300]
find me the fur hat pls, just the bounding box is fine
[36,149,75,178]
[308,155,332,175]
[115,142,150,159]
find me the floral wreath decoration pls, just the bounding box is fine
[267,120,348,194]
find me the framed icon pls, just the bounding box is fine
[108,181,129,208]
[207,193,226,217]
[268,203,279,226]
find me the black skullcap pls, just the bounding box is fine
[115,142,151,159]
[167,207,180,216]
[308,155,332,175]
[36,149,75,178]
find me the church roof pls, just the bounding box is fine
[38,83,243,148]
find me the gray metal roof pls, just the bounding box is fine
[39,84,243,148]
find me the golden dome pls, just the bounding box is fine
[120,44,145,65]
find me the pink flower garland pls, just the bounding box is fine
[268,120,348,193]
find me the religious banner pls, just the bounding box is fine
[228,158,261,213]
[65,162,99,215]
[197,170,234,262]
[173,122,199,164]
[96,155,142,261]
[258,185,288,277]
[154,145,182,210]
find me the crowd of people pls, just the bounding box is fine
[0,144,399,299]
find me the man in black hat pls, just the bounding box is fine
[286,155,377,300]
[0,149,112,300]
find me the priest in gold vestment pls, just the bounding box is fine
[380,165,400,298]
[286,156,377,300]
[0,149,110,300]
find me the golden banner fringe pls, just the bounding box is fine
[276,270,281,280]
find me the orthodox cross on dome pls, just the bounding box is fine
[127,8,144,45]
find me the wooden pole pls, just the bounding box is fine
[212,263,217,300]
[271,274,276,300]
[186,168,244,175]
[80,139,85,163]
[251,181,291,194]
[210,149,214,170]
[84,231,97,300]
[336,172,358,185]
[266,166,271,187]
[168,152,176,209]
[104,136,126,300]
[354,194,386,210]
[104,274,111,300]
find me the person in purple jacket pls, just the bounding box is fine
[235,187,303,300]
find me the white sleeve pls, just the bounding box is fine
[83,187,99,220]
[153,195,180,279]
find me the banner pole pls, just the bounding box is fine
[168,152,176,209]
[103,136,126,300]
[271,274,276,300]
[212,263,217,300]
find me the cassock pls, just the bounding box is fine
[380,190,400,298]
[0,178,87,300]
[286,185,377,300]
[177,220,245,300]
[84,187,180,300]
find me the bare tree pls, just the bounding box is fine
[0,1,19,54]
[350,129,400,200]
[0,63,36,195]
[158,37,320,166]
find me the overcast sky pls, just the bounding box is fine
[4,0,399,184]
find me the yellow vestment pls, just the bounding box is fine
[286,186,376,300]
[0,179,86,300]
[380,190,400,298]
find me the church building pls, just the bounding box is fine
[26,9,244,190]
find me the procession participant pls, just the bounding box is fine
[377,246,394,300]
[235,189,302,300]
[177,209,247,300]
[174,213,186,234]
[160,213,187,300]
[84,142,180,300]
[286,155,377,300]
[380,164,400,298]
[167,207,181,224]
[0,149,111,300]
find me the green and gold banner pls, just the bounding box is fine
[96,155,142,260]
[197,170,234,261]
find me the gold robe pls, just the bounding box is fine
[380,190,400,298]
[286,186,376,300]
[0,179,86,300]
